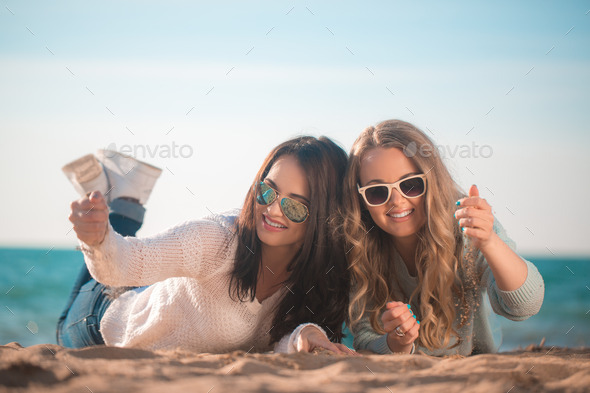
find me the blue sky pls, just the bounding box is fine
[1,1,589,255]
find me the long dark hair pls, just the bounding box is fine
[229,136,350,344]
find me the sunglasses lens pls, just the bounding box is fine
[256,182,276,205]
[280,198,308,223]
[400,177,425,197]
[365,186,389,206]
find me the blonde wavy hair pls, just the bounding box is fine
[344,119,477,350]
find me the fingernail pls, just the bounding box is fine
[455,200,461,206]
[413,315,416,319]
[417,321,420,324]
[461,227,466,232]
[407,304,411,309]
[453,212,456,219]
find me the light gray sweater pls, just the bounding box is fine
[351,219,545,356]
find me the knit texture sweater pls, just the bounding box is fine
[351,219,545,356]
[80,210,304,353]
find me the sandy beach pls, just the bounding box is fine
[1,342,588,393]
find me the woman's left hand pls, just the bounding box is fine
[296,326,359,356]
[455,185,530,291]
[455,184,496,251]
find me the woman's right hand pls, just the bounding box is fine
[296,326,359,356]
[382,301,420,353]
[69,191,109,247]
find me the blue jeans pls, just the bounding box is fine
[56,211,142,348]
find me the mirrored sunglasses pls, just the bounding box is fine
[255,181,310,223]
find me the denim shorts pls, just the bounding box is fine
[56,211,142,348]
[56,279,113,348]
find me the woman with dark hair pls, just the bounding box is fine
[57,136,352,354]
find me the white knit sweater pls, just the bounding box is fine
[80,210,311,353]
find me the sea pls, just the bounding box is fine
[0,247,588,352]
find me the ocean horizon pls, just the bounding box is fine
[1,247,588,352]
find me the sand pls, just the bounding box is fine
[1,343,588,393]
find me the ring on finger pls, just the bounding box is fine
[394,326,405,337]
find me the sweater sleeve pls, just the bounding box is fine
[480,219,545,321]
[350,313,393,354]
[79,215,236,287]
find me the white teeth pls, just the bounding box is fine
[390,209,413,218]
[264,215,286,228]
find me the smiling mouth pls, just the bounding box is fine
[387,209,414,218]
[263,214,287,229]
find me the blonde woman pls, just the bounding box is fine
[335,119,544,356]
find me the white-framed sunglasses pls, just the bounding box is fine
[357,174,427,207]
